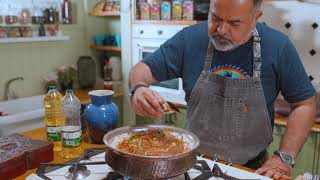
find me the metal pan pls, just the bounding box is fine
[103,125,200,179]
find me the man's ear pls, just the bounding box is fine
[254,10,263,21]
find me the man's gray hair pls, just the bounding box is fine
[253,0,263,9]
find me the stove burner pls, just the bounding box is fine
[36,148,106,180]
[65,164,91,180]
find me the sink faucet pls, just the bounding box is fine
[4,77,24,100]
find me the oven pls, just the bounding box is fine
[132,24,187,105]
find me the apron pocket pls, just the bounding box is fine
[204,94,248,141]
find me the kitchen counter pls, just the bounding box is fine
[14,128,280,180]
[15,128,105,180]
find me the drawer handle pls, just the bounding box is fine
[158,30,163,35]
[139,30,144,34]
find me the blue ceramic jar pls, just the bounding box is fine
[84,90,119,144]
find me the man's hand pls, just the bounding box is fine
[131,87,166,119]
[255,156,291,179]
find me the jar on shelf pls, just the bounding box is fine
[19,27,32,37]
[140,2,150,20]
[0,27,6,38]
[150,2,160,20]
[183,0,194,21]
[161,1,171,21]
[172,0,183,21]
[19,9,32,24]
[0,2,7,25]
[62,0,72,24]
[8,28,20,38]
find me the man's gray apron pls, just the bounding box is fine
[186,28,273,165]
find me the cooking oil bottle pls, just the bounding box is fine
[44,86,65,152]
[61,89,82,158]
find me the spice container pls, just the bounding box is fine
[150,2,160,20]
[0,28,6,38]
[19,9,32,24]
[183,0,194,21]
[62,0,72,24]
[5,16,18,25]
[0,8,4,25]
[0,2,6,25]
[140,2,150,20]
[8,28,20,38]
[19,27,32,37]
[172,0,182,21]
[161,1,171,21]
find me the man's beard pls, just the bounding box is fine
[209,30,254,52]
[210,35,237,51]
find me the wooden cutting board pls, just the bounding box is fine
[0,133,54,180]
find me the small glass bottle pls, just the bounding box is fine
[104,60,113,90]
[62,0,72,24]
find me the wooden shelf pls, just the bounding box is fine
[88,12,120,17]
[0,36,70,43]
[90,44,121,52]
[133,20,199,26]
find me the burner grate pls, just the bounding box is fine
[193,160,241,180]
[36,148,106,180]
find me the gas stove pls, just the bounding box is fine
[26,148,271,180]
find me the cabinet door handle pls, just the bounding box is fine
[139,30,144,34]
[158,30,163,35]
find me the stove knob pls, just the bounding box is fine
[139,30,144,35]
[158,30,163,35]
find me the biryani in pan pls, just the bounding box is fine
[117,130,188,156]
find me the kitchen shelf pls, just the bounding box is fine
[0,36,70,43]
[88,12,120,17]
[90,44,121,52]
[133,20,199,26]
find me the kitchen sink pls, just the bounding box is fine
[0,95,45,137]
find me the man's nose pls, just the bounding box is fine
[217,22,228,36]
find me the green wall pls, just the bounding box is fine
[0,0,120,101]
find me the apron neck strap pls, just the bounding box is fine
[203,27,263,78]
[203,41,215,71]
[252,28,262,78]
